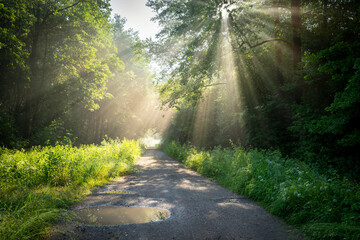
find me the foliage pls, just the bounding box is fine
[0,0,114,144]
[163,141,360,240]
[291,41,360,177]
[0,112,23,148]
[0,139,142,240]
[148,0,222,107]
[150,0,360,180]
[148,0,296,150]
[30,119,77,146]
[0,1,163,147]
[82,15,158,142]
[1,0,360,236]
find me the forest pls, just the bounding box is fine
[0,0,169,148]
[0,0,359,239]
[149,0,360,180]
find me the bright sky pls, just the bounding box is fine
[110,0,160,40]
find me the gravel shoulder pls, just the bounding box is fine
[49,149,305,240]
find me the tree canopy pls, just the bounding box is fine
[147,0,360,178]
[0,0,165,146]
[0,0,359,179]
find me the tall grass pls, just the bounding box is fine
[163,141,360,240]
[0,138,142,240]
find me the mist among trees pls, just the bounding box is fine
[148,0,360,179]
[0,0,359,177]
[0,0,169,147]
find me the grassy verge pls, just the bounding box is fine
[163,141,360,240]
[0,138,142,240]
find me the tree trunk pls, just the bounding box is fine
[290,0,302,103]
[99,116,104,142]
[321,0,329,45]
[31,31,48,128]
[323,0,328,28]
[24,6,42,138]
[291,0,301,70]
[274,0,283,88]
[94,113,102,143]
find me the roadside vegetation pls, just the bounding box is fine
[0,139,142,240]
[163,141,360,240]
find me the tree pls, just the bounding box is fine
[149,0,360,179]
[0,0,117,146]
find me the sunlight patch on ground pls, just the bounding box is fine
[176,179,210,191]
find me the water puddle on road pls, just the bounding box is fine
[104,190,132,194]
[72,206,170,225]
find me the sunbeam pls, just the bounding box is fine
[191,4,243,147]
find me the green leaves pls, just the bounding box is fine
[0,0,146,145]
[291,41,360,173]
[147,0,222,107]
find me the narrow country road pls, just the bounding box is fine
[50,149,304,240]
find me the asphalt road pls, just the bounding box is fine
[49,149,304,240]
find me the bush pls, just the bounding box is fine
[291,42,360,179]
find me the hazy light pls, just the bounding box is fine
[192,6,242,146]
[140,1,293,147]
[141,130,163,149]
[110,0,160,40]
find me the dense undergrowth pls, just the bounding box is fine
[0,139,142,240]
[163,141,360,240]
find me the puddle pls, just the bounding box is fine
[72,206,170,225]
[104,190,132,194]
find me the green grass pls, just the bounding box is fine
[0,138,142,240]
[163,141,360,240]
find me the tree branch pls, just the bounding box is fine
[43,0,87,23]
[57,0,86,13]
[204,83,226,88]
[248,38,291,48]
[261,5,291,11]
[229,13,291,50]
